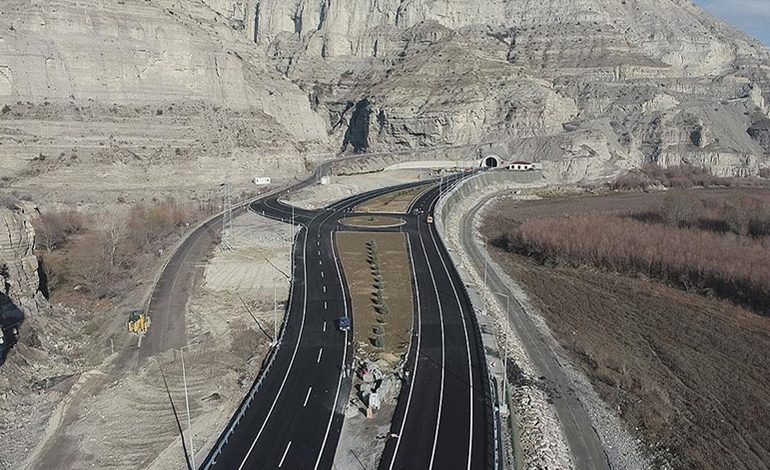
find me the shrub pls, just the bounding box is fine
[502,213,770,313]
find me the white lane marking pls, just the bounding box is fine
[278,441,292,468]
[317,348,323,363]
[428,212,476,469]
[319,259,322,265]
[313,231,350,470]
[303,387,313,407]
[324,300,328,310]
[237,226,309,470]
[323,321,327,332]
[388,235,422,470]
[417,222,447,470]
[321,271,325,278]
[318,249,321,256]
[323,285,327,293]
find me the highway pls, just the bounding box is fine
[201,176,496,469]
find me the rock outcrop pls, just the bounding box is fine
[0,204,41,357]
[1,0,770,188]
[248,0,770,179]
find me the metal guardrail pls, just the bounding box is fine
[199,225,300,469]
[433,172,503,470]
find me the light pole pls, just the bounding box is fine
[493,291,510,415]
[180,344,196,469]
[480,234,489,290]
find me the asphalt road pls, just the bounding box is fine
[202,176,495,469]
[460,194,610,470]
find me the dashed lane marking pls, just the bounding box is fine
[278,441,292,468]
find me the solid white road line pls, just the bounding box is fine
[317,348,323,363]
[417,220,447,470]
[388,236,422,470]
[304,387,313,407]
[236,229,309,470]
[278,441,292,468]
[312,230,350,470]
[428,216,475,469]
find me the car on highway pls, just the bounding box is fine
[337,316,351,332]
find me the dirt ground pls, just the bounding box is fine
[483,192,770,469]
[16,211,291,470]
[285,170,430,210]
[355,183,433,213]
[339,215,406,228]
[336,232,412,366]
[334,231,413,470]
[502,187,770,222]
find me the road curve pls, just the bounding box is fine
[202,176,496,469]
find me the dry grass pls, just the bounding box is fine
[336,232,413,368]
[500,214,770,313]
[487,250,770,470]
[483,190,770,469]
[355,183,433,213]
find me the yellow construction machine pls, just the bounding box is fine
[127,309,151,336]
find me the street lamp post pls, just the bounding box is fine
[480,234,489,290]
[493,291,510,415]
[180,344,196,469]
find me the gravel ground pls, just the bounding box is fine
[285,170,429,210]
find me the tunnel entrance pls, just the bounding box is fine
[482,155,501,168]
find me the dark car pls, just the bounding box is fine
[337,316,351,332]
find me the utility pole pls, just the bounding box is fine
[494,291,510,416]
[273,284,278,345]
[221,182,234,251]
[181,345,195,469]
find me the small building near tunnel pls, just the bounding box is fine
[507,161,537,171]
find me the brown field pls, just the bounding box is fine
[483,189,770,470]
[355,183,433,213]
[336,232,413,368]
[339,215,405,228]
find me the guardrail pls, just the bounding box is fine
[199,224,299,469]
[433,172,503,470]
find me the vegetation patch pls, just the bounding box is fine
[495,192,770,313]
[484,189,770,469]
[355,183,433,213]
[33,198,217,301]
[339,215,405,228]
[336,232,413,369]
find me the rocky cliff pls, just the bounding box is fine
[246,0,770,178]
[1,0,769,191]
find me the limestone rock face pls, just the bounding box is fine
[2,0,770,188]
[0,206,39,301]
[0,0,326,143]
[250,0,770,180]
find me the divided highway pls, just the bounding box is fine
[201,176,496,469]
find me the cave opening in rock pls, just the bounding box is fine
[343,98,371,153]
